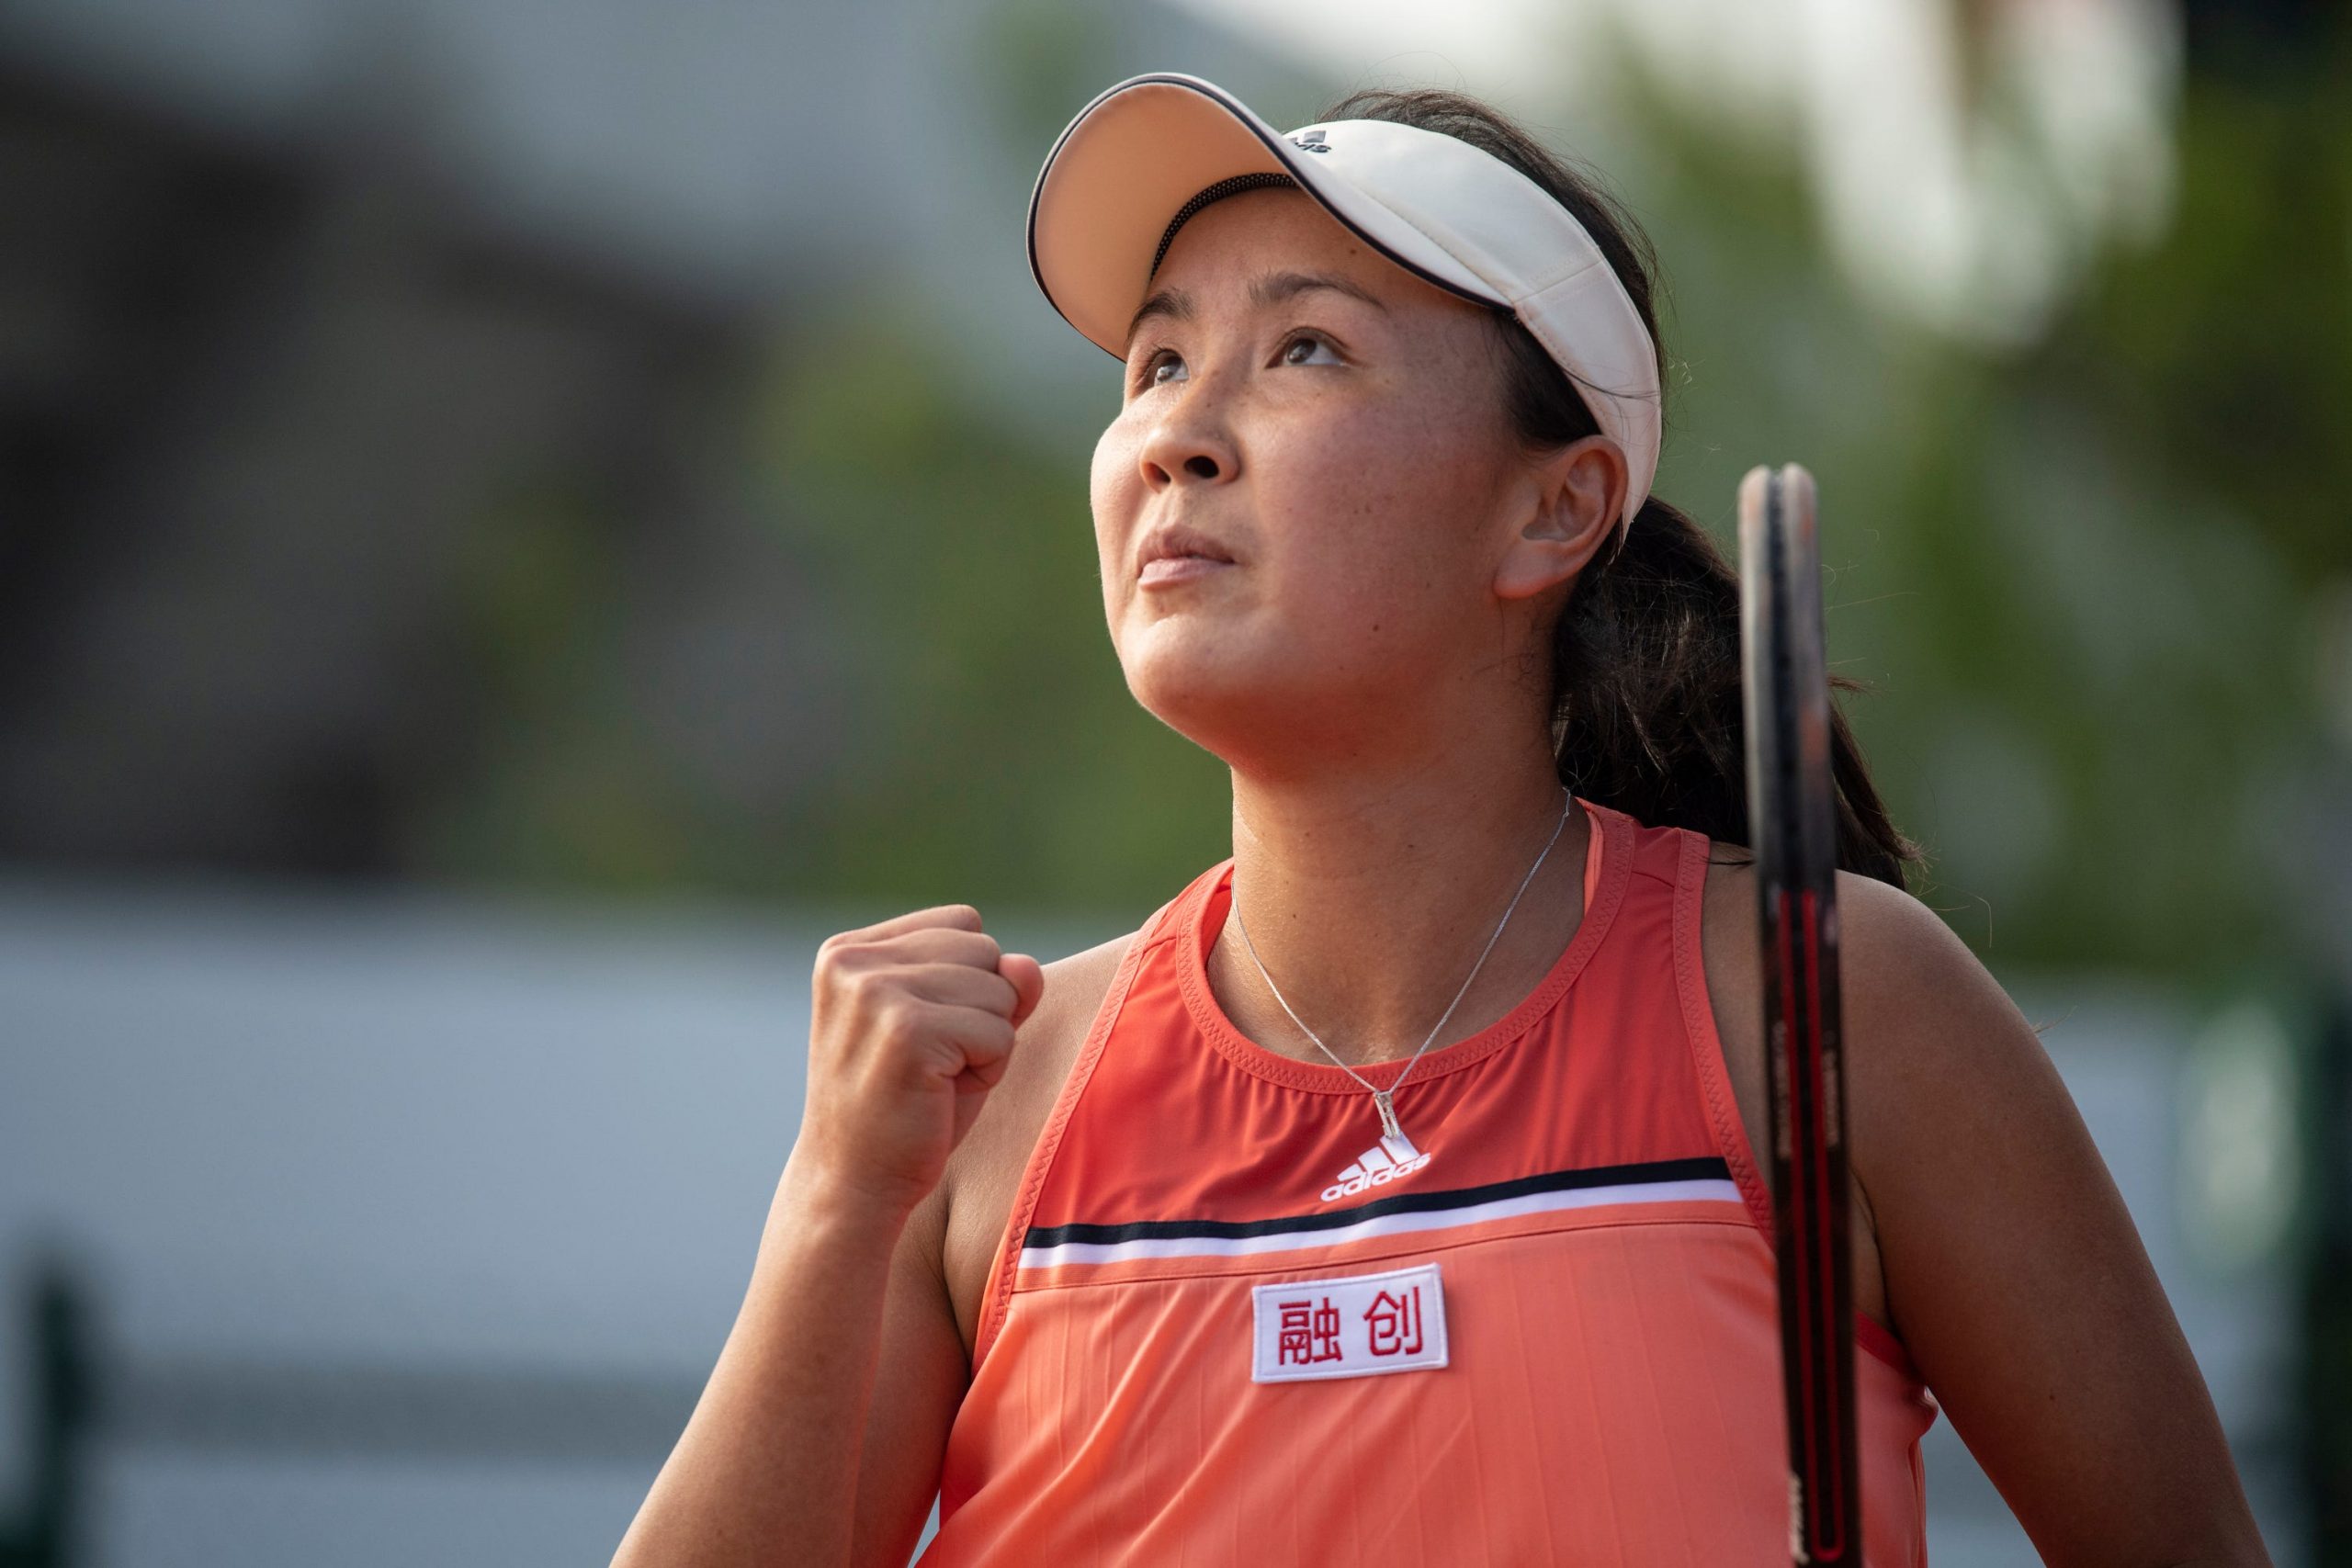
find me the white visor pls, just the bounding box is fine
[1026,71,1663,534]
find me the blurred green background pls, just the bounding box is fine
[372,5,2352,982]
[4,0,2341,982]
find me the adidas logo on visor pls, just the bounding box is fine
[1321,1131,1435,1203]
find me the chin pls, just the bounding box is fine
[1122,634,1256,739]
[1125,626,1349,761]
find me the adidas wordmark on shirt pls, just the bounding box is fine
[1320,1131,1434,1202]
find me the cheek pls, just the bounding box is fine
[1092,412,1148,504]
[1090,424,1137,556]
[1259,409,1490,599]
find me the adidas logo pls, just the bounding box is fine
[1320,1132,1434,1203]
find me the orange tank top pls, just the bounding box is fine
[919,797,1939,1565]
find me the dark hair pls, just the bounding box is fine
[1317,86,1926,890]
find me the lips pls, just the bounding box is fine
[1136,522,1237,578]
[1138,554,1231,587]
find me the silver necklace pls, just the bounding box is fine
[1227,787,1577,1147]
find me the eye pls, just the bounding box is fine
[1136,348,1183,391]
[1130,331,1343,395]
[1279,331,1342,367]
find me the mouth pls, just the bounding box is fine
[1137,554,1234,588]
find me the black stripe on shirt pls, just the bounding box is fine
[1023,1154,1734,1250]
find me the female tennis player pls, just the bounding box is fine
[613,74,2270,1567]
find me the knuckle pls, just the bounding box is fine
[813,935,869,979]
[873,992,928,1045]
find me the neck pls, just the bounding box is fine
[1209,750,1590,1071]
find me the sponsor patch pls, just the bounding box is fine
[1250,1261,1448,1383]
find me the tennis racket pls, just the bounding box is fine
[1737,463,1860,1564]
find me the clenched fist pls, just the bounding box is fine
[793,904,1046,1218]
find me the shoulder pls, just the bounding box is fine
[1698,848,2027,1185]
[1691,842,1961,1337]
[1009,931,1138,1107]
[933,927,1140,1351]
[1694,838,2078,1306]
[1695,843,1985,1029]
[947,927,1136,1201]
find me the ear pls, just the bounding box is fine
[1492,434,1626,604]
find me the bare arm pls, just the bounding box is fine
[848,1178,974,1566]
[1838,873,2271,1566]
[609,1158,962,1567]
[611,908,1044,1568]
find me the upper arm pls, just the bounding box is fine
[1838,873,2269,1566]
[846,1180,968,1568]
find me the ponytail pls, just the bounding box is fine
[1320,84,1927,890]
[1550,493,1925,889]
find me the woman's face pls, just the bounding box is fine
[1091,185,1617,768]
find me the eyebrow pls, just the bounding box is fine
[1122,270,1391,355]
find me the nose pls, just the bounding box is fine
[1136,401,1238,491]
